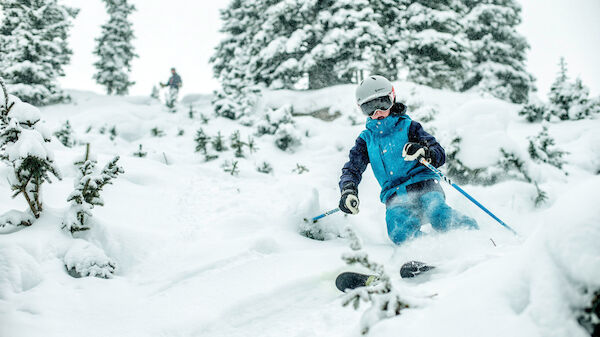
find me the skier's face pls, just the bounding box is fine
[370,108,391,120]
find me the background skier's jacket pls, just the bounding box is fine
[166,73,182,89]
[339,103,446,203]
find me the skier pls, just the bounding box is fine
[160,67,182,108]
[160,67,183,91]
[339,75,478,245]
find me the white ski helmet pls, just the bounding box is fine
[355,75,395,106]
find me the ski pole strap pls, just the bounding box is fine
[418,158,518,236]
[310,207,340,222]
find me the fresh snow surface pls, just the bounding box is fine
[1,83,599,337]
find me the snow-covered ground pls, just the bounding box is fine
[1,83,599,337]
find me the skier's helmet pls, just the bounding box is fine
[355,75,395,116]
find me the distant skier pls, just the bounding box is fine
[161,67,182,91]
[339,75,478,245]
[160,67,182,109]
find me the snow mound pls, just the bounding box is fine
[64,240,116,279]
[449,98,520,168]
[0,246,43,300]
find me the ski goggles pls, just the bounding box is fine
[359,94,393,116]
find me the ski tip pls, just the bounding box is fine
[400,261,435,279]
[335,272,373,292]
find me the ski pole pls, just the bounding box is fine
[418,157,518,236]
[304,207,340,223]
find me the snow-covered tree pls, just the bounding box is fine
[248,0,389,89]
[0,0,79,105]
[527,125,566,170]
[64,239,116,279]
[211,0,401,118]
[548,58,600,120]
[401,0,472,90]
[341,227,410,335]
[62,146,124,234]
[461,0,534,103]
[54,120,75,147]
[518,103,548,123]
[210,0,265,120]
[93,0,137,95]
[230,130,246,158]
[0,77,61,219]
[368,0,409,80]
[194,128,210,154]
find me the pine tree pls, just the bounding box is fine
[401,0,472,90]
[210,0,265,120]
[194,128,210,154]
[0,78,62,219]
[461,0,534,103]
[528,125,566,169]
[548,57,573,120]
[248,0,389,89]
[230,130,246,158]
[210,0,397,119]
[518,103,547,123]
[0,0,79,106]
[133,144,147,157]
[548,58,600,120]
[54,120,75,147]
[341,227,409,335]
[368,0,409,80]
[93,0,137,95]
[63,149,124,234]
[212,131,227,152]
[257,161,273,174]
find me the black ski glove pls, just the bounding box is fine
[402,142,431,162]
[339,182,359,214]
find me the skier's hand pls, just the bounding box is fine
[339,183,359,214]
[402,142,430,162]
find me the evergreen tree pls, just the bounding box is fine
[518,103,547,123]
[194,128,209,154]
[368,0,409,80]
[0,0,79,106]
[527,125,566,170]
[210,0,396,119]
[93,0,137,95]
[63,152,124,234]
[548,58,600,120]
[548,57,574,120]
[248,0,389,89]
[461,0,534,103]
[210,0,265,119]
[54,120,75,147]
[401,0,472,90]
[0,78,62,219]
[341,227,409,335]
[230,130,246,158]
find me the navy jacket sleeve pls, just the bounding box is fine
[339,136,370,191]
[408,121,445,168]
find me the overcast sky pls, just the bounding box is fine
[57,0,600,99]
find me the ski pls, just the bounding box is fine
[400,260,435,278]
[335,261,435,292]
[335,272,377,292]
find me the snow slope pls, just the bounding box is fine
[1,83,599,337]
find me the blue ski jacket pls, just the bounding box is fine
[339,103,445,203]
